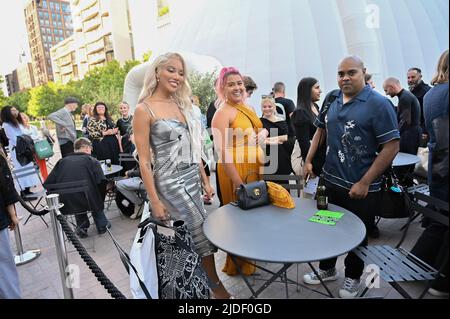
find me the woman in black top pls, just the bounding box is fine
[116,102,134,154]
[260,97,294,178]
[292,77,322,175]
[87,102,121,164]
[0,146,22,298]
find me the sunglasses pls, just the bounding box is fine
[261,95,275,100]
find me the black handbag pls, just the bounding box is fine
[235,173,270,210]
[377,169,412,219]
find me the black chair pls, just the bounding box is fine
[399,183,431,230]
[354,192,449,299]
[118,152,137,175]
[12,164,48,227]
[261,174,303,197]
[45,180,97,251]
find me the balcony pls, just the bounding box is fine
[56,54,73,67]
[104,34,113,52]
[88,52,105,65]
[60,64,73,75]
[84,29,103,44]
[83,15,101,32]
[85,38,104,54]
[81,1,100,22]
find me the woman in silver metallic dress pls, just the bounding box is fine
[133,53,232,299]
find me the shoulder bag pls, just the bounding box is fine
[235,172,270,210]
[139,218,211,299]
[377,168,413,219]
[34,139,54,159]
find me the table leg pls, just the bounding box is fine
[308,263,335,298]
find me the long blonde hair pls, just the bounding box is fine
[431,49,449,85]
[138,52,202,163]
[138,52,193,114]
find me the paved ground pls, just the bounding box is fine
[8,149,445,299]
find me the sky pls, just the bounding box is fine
[0,0,30,75]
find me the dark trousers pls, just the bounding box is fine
[319,182,380,279]
[395,127,421,186]
[215,162,222,207]
[60,141,74,158]
[411,222,449,292]
[75,210,109,232]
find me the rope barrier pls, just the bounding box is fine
[17,195,49,216]
[55,214,126,299]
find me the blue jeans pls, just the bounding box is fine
[74,210,109,231]
[0,228,22,299]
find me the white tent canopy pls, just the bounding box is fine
[126,0,449,109]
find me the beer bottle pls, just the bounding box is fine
[316,185,328,210]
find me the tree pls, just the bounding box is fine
[28,82,82,117]
[76,60,141,117]
[0,75,7,106]
[20,59,141,118]
[142,51,153,62]
[188,70,218,113]
[6,90,31,112]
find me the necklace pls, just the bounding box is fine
[121,115,131,123]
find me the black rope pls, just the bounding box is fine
[17,195,49,216]
[55,214,127,299]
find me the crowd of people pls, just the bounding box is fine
[0,48,448,299]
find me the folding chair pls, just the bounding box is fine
[45,180,97,252]
[118,152,137,176]
[12,164,48,227]
[398,183,431,231]
[261,174,303,197]
[354,192,449,299]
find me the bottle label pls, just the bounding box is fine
[317,196,328,209]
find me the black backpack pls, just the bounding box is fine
[15,134,35,166]
[115,190,135,217]
[313,89,340,176]
[0,127,9,147]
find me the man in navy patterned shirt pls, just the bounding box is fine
[302,56,400,298]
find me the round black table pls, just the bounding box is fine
[203,197,366,298]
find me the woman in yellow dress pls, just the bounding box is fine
[212,67,267,276]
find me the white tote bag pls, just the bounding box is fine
[291,140,303,176]
[129,218,159,299]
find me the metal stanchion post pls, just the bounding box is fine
[14,221,41,266]
[46,194,74,299]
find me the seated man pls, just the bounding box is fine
[116,154,146,219]
[44,137,110,238]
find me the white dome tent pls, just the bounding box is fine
[123,52,222,110]
[125,0,449,110]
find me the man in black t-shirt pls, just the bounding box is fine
[273,82,296,139]
[273,82,295,116]
[407,68,431,142]
[384,77,421,185]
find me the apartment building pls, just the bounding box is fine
[5,72,20,96]
[24,0,74,85]
[16,63,36,91]
[51,0,134,83]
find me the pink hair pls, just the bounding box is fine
[215,66,242,105]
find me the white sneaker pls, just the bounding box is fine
[303,268,338,285]
[130,205,142,220]
[428,288,449,297]
[339,277,360,298]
